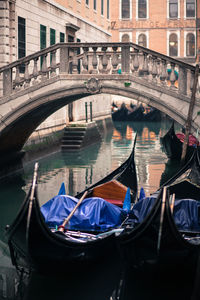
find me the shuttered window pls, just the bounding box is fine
[18,16,26,72]
[40,25,46,69]
[60,32,65,42]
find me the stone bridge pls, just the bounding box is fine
[0,42,200,157]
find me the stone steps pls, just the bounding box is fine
[61,123,102,150]
[61,126,87,150]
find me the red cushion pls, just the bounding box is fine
[105,199,123,207]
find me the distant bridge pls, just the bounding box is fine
[0,42,200,156]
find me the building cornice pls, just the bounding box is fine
[41,0,111,36]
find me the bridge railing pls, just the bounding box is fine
[0,42,199,98]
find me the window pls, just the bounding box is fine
[60,32,65,42]
[107,0,109,18]
[122,0,130,19]
[138,0,147,18]
[50,28,56,46]
[40,25,46,50]
[101,0,104,15]
[138,33,147,47]
[40,24,46,69]
[186,0,195,18]
[86,0,89,5]
[94,0,96,10]
[169,0,178,18]
[169,33,178,56]
[122,34,130,42]
[186,33,195,56]
[18,16,26,72]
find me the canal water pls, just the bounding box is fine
[0,119,183,300]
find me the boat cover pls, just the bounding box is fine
[176,133,199,146]
[41,195,126,231]
[129,196,200,232]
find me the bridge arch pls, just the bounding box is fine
[1,75,200,155]
[1,42,200,157]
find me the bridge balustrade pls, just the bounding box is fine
[0,42,199,99]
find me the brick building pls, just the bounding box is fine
[111,0,198,64]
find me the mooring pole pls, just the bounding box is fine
[181,64,199,164]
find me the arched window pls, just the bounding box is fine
[122,0,130,19]
[169,33,178,56]
[138,0,147,18]
[138,34,147,47]
[186,33,195,56]
[122,34,130,42]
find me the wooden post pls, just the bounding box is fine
[181,64,199,164]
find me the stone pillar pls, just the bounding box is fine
[178,65,187,95]
[0,0,16,97]
[121,44,130,73]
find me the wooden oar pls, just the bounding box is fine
[157,186,167,254]
[170,193,175,214]
[58,190,88,232]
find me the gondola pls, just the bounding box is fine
[111,103,129,121]
[118,147,200,300]
[5,135,138,275]
[142,107,161,122]
[126,105,144,122]
[160,121,199,160]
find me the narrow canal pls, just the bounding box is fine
[0,119,182,300]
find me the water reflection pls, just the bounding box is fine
[0,119,184,299]
[23,259,122,300]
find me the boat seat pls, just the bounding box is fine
[92,179,128,207]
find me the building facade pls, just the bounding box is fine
[111,0,198,64]
[0,0,112,144]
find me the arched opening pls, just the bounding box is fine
[138,33,147,47]
[169,33,178,56]
[122,34,130,42]
[186,33,195,56]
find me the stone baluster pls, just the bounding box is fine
[91,47,98,74]
[50,50,57,76]
[24,61,31,88]
[101,47,108,73]
[169,63,176,88]
[82,47,89,74]
[41,54,48,80]
[160,59,167,85]
[131,49,139,75]
[121,44,130,73]
[148,56,153,80]
[14,65,21,90]
[156,60,161,84]
[33,57,39,84]
[142,52,148,76]
[60,45,69,73]
[112,46,119,74]
[3,67,12,96]
[190,69,194,94]
[151,56,158,81]
[72,48,78,74]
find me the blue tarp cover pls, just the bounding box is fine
[130,196,200,232]
[41,195,125,231]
